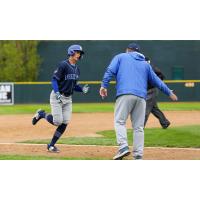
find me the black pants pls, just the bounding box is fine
[144,88,170,128]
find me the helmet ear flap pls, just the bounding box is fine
[68,49,75,56]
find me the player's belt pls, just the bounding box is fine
[61,93,71,97]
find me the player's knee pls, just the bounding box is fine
[115,119,126,126]
[53,115,63,126]
[63,118,71,125]
[134,126,144,133]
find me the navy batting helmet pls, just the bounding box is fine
[67,44,84,56]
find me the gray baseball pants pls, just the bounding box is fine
[50,91,72,126]
[114,94,146,157]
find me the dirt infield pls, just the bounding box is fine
[0,111,200,159]
[1,143,200,160]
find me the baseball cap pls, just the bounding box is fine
[127,43,140,52]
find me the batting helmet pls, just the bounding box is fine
[67,44,84,56]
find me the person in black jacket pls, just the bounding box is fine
[144,57,170,129]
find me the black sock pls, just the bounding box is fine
[49,124,67,146]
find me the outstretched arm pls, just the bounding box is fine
[100,55,119,98]
[74,83,90,94]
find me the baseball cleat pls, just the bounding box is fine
[47,144,60,153]
[162,121,170,129]
[32,109,45,125]
[134,155,143,160]
[113,146,130,160]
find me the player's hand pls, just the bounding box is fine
[99,87,107,99]
[169,91,178,101]
[82,84,90,94]
[55,92,62,103]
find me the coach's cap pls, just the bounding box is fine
[127,43,140,52]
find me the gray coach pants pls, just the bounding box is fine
[114,94,146,157]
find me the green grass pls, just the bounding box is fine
[0,154,105,160]
[22,125,200,148]
[0,103,114,115]
[158,102,200,111]
[1,102,200,115]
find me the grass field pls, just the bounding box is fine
[1,102,200,115]
[22,125,200,148]
[1,102,200,160]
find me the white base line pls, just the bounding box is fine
[0,143,200,151]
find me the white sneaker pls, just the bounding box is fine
[113,146,130,160]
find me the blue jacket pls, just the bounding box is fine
[101,52,172,99]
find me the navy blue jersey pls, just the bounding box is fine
[52,60,80,96]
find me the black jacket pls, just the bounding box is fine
[148,66,165,90]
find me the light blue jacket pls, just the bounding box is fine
[101,52,172,99]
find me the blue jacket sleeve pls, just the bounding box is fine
[101,55,120,88]
[148,65,172,96]
[52,78,59,93]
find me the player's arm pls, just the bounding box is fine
[52,63,64,91]
[74,67,89,94]
[100,55,120,98]
[52,78,59,93]
[74,83,90,94]
[52,64,64,102]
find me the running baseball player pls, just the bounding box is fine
[100,42,178,160]
[32,44,89,153]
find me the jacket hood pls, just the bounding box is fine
[128,52,145,61]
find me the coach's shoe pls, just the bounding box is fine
[32,109,45,125]
[134,155,143,160]
[113,146,130,160]
[162,121,170,129]
[47,144,60,153]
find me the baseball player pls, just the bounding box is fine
[100,42,178,160]
[32,44,89,153]
[144,57,170,128]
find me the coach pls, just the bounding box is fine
[99,42,178,160]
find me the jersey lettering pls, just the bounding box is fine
[65,74,79,80]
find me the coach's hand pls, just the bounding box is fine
[99,87,107,99]
[55,92,62,103]
[82,84,90,94]
[169,91,178,101]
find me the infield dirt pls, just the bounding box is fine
[0,111,200,159]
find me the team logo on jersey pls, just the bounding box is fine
[65,74,79,80]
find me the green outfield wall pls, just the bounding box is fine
[13,81,200,103]
[4,40,200,104]
[37,40,200,81]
